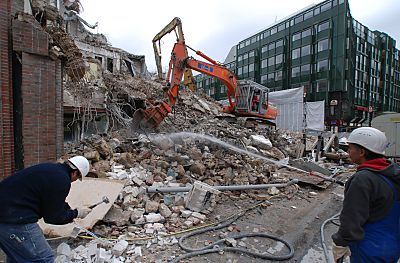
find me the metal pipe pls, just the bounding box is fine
[147,179,298,193]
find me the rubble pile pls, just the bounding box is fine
[60,85,316,260]
[103,73,165,101]
[57,63,350,261]
[47,26,86,81]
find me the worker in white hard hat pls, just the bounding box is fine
[0,156,92,262]
[332,127,400,262]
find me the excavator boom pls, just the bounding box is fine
[152,17,196,91]
[132,18,277,131]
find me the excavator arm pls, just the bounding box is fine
[152,17,196,91]
[165,42,238,112]
[132,17,277,131]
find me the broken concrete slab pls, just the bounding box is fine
[38,177,125,237]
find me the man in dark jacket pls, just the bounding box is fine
[0,156,92,262]
[332,127,400,262]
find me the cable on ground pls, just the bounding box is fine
[320,212,340,263]
[170,201,295,263]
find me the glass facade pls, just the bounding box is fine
[194,0,400,129]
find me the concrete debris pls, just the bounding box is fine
[112,240,129,257]
[56,242,72,258]
[250,134,273,150]
[55,13,352,261]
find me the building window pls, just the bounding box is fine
[221,86,227,94]
[243,53,248,60]
[249,63,254,72]
[268,73,275,82]
[249,51,255,57]
[262,45,268,53]
[316,80,328,92]
[294,15,303,24]
[261,75,268,84]
[261,59,268,68]
[107,58,114,72]
[275,54,283,64]
[251,36,257,43]
[238,55,242,62]
[243,65,248,74]
[301,45,311,56]
[293,32,301,42]
[238,67,243,75]
[301,64,311,75]
[317,59,329,72]
[292,66,301,77]
[264,30,270,38]
[271,27,277,35]
[245,39,250,46]
[320,2,331,12]
[318,39,329,52]
[302,28,312,38]
[314,6,320,15]
[278,23,285,32]
[292,48,301,59]
[95,56,103,65]
[276,39,283,48]
[304,10,313,20]
[268,42,275,51]
[275,71,283,81]
[268,57,275,67]
[318,21,330,32]
[210,87,215,95]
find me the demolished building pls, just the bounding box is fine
[0,0,150,176]
[0,1,357,262]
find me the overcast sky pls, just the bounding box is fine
[80,0,399,73]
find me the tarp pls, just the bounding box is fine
[269,87,325,132]
[306,101,325,131]
[269,87,304,131]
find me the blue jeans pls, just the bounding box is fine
[0,223,54,262]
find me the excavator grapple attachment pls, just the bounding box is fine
[131,101,172,132]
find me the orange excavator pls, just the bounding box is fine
[132,17,277,130]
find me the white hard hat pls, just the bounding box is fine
[347,127,387,155]
[339,137,349,146]
[67,156,90,180]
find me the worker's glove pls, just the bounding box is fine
[76,207,92,219]
[332,244,351,261]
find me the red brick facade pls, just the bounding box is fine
[0,0,15,178]
[12,19,49,56]
[21,53,59,166]
[0,1,64,177]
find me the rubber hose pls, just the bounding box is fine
[171,207,294,262]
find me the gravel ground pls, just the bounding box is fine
[0,183,344,263]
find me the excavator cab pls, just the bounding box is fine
[235,80,277,121]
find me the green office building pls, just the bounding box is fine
[194,0,400,130]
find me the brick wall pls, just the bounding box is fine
[55,60,64,157]
[11,12,63,169]
[21,53,59,167]
[12,19,49,56]
[12,0,24,15]
[0,0,15,178]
